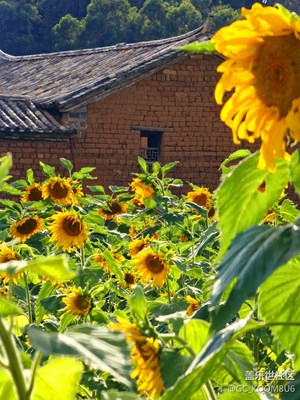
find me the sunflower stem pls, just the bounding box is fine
[0,318,29,400]
[166,278,171,304]
[23,272,33,324]
[27,351,41,397]
[79,247,85,288]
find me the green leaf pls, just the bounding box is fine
[0,182,22,195]
[216,153,289,257]
[26,169,34,184]
[290,150,300,196]
[101,249,123,282]
[178,320,210,356]
[220,149,252,175]
[0,154,12,185]
[210,221,300,331]
[137,156,148,173]
[35,281,57,324]
[39,162,56,177]
[259,262,300,371]
[180,40,216,54]
[28,324,131,386]
[0,297,22,316]
[72,167,96,180]
[152,161,161,173]
[218,391,262,399]
[0,369,17,400]
[26,255,76,281]
[87,185,106,195]
[282,371,300,400]
[161,318,250,400]
[33,357,82,400]
[279,199,300,223]
[160,350,192,388]
[128,286,147,322]
[60,158,73,173]
[161,161,179,175]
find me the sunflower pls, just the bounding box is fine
[21,183,43,202]
[212,3,300,170]
[62,287,92,316]
[48,211,88,252]
[130,178,155,205]
[94,249,124,272]
[0,246,19,283]
[11,216,43,242]
[110,317,164,398]
[98,201,127,220]
[186,187,212,210]
[123,272,136,288]
[129,238,150,257]
[133,248,170,287]
[42,177,74,205]
[186,295,201,316]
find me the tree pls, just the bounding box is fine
[52,14,84,51]
[0,0,41,55]
[140,0,169,39]
[210,4,240,33]
[81,0,140,47]
[166,0,203,37]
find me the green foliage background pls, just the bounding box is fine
[1,0,297,56]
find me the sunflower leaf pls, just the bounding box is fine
[180,41,216,54]
[39,161,56,177]
[216,152,289,258]
[210,220,300,331]
[0,153,12,186]
[33,357,83,400]
[258,261,300,371]
[28,324,131,387]
[25,255,76,281]
[0,297,22,316]
[60,158,73,173]
[137,156,148,173]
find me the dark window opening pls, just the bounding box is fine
[139,130,162,163]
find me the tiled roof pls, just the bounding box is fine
[0,98,76,137]
[0,23,211,112]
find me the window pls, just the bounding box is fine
[139,130,162,163]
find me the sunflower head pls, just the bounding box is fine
[98,200,127,220]
[123,272,136,288]
[11,216,43,242]
[186,295,201,316]
[129,238,150,257]
[186,187,212,210]
[42,177,74,205]
[133,248,171,288]
[21,183,43,202]
[62,287,92,316]
[130,178,155,205]
[48,211,88,252]
[212,3,300,170]
[110,317,164,398]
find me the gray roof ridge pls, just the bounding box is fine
[0,20,210,61]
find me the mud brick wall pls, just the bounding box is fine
[0,53,242,192]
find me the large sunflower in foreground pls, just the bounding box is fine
[62,287,92,316]
[48,211,88,252]
[21,183,43,202]
[186,187,212,210]
[110,317,164,399]
[11,216,43,242]
[42,177,74,205]
[133,248,171,287]
[212,3,300,170]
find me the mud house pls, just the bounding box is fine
[0,23,237,190]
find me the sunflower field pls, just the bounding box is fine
[2,2,300,400]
